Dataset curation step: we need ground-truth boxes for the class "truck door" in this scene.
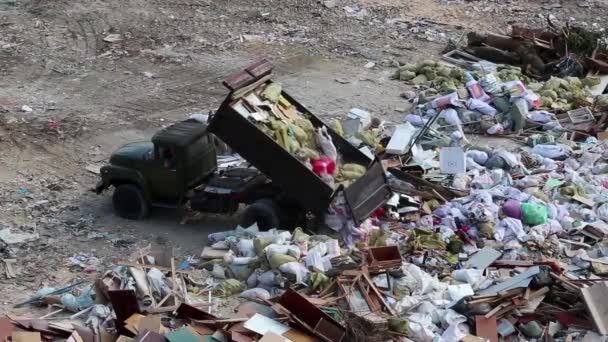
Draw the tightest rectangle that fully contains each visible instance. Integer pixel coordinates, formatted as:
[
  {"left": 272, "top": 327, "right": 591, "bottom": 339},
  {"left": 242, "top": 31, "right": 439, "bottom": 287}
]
[{"left": 148, "top": 145, "right": 181, "bottom": 205}]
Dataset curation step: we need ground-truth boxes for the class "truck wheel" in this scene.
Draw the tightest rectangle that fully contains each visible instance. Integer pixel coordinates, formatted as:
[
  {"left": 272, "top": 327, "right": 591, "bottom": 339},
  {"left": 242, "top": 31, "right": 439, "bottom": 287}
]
[
  {"left": 113, "top": 184, "right": 149, "bottom": 220},
  {"left": 241, "top": 199, "right": 280, "bottom": 230}
]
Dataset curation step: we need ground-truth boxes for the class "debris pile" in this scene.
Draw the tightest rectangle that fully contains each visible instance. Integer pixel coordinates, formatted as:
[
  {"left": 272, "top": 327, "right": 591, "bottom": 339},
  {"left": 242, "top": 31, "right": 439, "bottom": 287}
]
[{"left": 6, "top": 54, "right": 608, "bottom": 341}]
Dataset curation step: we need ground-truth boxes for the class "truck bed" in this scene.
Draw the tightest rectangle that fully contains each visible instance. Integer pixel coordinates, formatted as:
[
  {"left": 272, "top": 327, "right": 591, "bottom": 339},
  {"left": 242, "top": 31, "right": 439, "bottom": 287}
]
[{"left": 208, "top": 61, "right": 391, "bottom": 224}]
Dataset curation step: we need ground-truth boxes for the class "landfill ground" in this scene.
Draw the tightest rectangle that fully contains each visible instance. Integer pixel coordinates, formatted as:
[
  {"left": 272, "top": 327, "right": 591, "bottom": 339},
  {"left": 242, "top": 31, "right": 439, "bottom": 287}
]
[{"left": 0, "top": 0, "right": 607, "bottom": 328}]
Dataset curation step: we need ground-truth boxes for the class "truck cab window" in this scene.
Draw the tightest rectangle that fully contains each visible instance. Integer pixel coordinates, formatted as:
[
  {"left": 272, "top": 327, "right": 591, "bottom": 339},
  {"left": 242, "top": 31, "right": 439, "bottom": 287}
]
[{"left": 161, "top": 147, "right": 177, "bottom": 170}]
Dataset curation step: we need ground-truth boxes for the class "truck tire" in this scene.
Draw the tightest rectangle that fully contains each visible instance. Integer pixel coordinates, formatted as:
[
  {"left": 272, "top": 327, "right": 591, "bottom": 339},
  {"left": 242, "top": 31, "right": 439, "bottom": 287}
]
[
  {"left": 113, "top": 184, "right": 149, "bottom": 220},
  {"left": 241, "top": 199, "right": 280, "bottom": 230}
]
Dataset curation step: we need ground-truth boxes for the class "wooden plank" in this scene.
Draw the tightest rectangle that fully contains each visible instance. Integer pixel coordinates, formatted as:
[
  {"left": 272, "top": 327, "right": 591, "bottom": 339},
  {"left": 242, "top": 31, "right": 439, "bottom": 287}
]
[
  {"left": 484, "top": 303, "right": 508, "bottom": 318},
  {"left": 137, "top": 315, "right": 161, "bottom": 334},
  {"left": 12, "top": 332, "right": 42, "bottom": 342},
  {"left": 475, "top": 316, "right": 498, "bottom": 342},
  {"left": 581, "top": 282, "right": 608, "bottom": 335},
  {"left": 116, "top": 261, "right": 192, "bottom": 274}
]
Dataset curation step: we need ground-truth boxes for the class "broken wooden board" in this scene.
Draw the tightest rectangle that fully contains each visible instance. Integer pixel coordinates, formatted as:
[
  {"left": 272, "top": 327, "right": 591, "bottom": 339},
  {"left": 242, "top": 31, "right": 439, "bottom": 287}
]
[
  {"left": 0, "top": 316, "right": 14, "bottom": 341},
  {"left": 137, "top": 315, "right": 161, "bottom": 334},
  {"left": 581, "top": 282, "right": 608, "bottom": 335},
  {"left": 12, "top": 332, "right": 42, "bottom": 342},
  {"left": 572, "top": 195, "right": 594, "bottom": 208},
  {"left": 475, "top": 316, "right": 498, "bottom": 342}
]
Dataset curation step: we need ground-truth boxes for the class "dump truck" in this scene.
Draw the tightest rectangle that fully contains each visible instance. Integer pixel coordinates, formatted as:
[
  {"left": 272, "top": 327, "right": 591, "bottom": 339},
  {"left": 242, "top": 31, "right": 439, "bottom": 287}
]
[{"left": 95, "top": 60, "right": 391, "bottom": 229}]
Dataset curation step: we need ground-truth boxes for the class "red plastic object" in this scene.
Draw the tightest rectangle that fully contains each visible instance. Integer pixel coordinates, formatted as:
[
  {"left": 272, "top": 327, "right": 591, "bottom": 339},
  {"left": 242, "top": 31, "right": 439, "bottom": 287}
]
[{"left": 311, "top": 157, "right": 336, "bottom": 176}]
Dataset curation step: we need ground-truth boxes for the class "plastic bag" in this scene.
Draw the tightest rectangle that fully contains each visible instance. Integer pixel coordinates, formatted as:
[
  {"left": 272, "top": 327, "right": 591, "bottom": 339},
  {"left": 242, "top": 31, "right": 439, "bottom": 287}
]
[
  {"left": 393, "top": 295, "right": 422, "bottom": 314},
  {"left": 268, "top": 253, "right": 297, "bottom": 269},
  {"left": 258, "top": 270, "right": 286, "bottom": 289},
  {"left": 315, "top": 126, "right": 337, "bottom": 161},
  {"left": 265, "top": 244, "right": 300, "bottom": 259},
  {"left": 239, "top": 288, "right": 271, "bottom": 300},
  {"left": 480, "top": 73, "right": 501, "bottom": 94},
  {"left": 213, "top": 279, "right": 245, "bottom": 297},
  {"left": 521, "top": 202, "right": 548, "bottom": 226},
  {"left": 527, "top": 111, "right": 555, "bottom": 123},
  {"left": 531, "top": 144, "right": 570, "bottom": 159},
  {"left": 441, "top": 108, "right": 462, "bottom": 126},
  {"left": 447, "top": 284, "right": 474, "bottom": 301},
  {"left": 597, "top": 203, "right": 608, "bottom": 221},
  {"left": 303, "top": 251, "right": 332, "bottom": 272},
  {"left": 278, "top": 261, "right": 310, "bottom": 284},
  {"left": 467, "top": 98, "right": 497, "bottom": 116},
  {"left": 486, "top": 123, "right": 504, "bottom": 135},
  {"left": 147, "top": 268, "right": 170, "bottom": 300},
  {"left": 401, "top": 263, "right": 438, "bottom": 295},
  {"left": 470, "top": 172, "right": 494, "bottom": 189},
  {"left": 452, "top": 269, "right": 483, "bottom": 286},
  {"left": 495, "top": 217, "right": 527, "bottom": 242},
  {"left": 466, "top": 150, "right": 488, "bottom": 165},
  {"left": 208, "top": 225, "right": 259, "bottom": 243},
  {"left": 466, "top": 157, "right": 484, "bottom": 171},
  {"left": 237, "top": 239, "right": 256, "bottom": 257},
  {"left": 261, "top": 83, "right": 282, "bottom": 103},
  {"left": 404, "top": 114, "right": 428, "bottom": 126},
  {"left": 452, "top": 174, "right": 471, "bottom": 190},
  {"left": 61, "top": 285, "right": 95, "bottom": 312}
]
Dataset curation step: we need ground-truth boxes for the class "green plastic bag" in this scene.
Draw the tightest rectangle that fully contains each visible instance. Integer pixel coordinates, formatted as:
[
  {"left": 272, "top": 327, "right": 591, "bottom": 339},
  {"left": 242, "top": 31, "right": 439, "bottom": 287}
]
[
  {"left": 212, "top": 279, "right": 245, "bottom": 297},
  {"left": 268, "top": 253, "right": 296, "bottom": 269},
  {"left": 521, "top": 203, "right": 548, "bottom": 226}
]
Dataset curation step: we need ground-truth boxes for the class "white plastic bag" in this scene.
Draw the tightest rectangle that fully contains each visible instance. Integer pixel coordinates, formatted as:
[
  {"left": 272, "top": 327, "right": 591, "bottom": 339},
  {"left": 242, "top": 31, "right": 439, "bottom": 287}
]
[
  {"left": 467, "top": 98, "right": 497, "bottom": 116},
  {"left": 239, "top": 288, "right": 271, "bottom": 300},
  {"left": 531, "top": 144, "right": 571, "bottom": 159},
  {"left": 264, "top": 244, "right": 301, "bottom": 259},
  {"left": 315, "top": 126, "right": 338, "bottom": 161},
  {"left": 303, "top": 251, "right": 332, "bottom": 272},
  {"left": 451, "top": 269, "right": 483, "bottom": 286},
  {"left": 147, "top": 268, "right": 170, "bottom": 299},
  {"left": 447, "top": 284, "right": 474, "bottom": 301},
  {"left": 527, "top": 110, "right": 555, "bottom": 123},
  {"left": 466, "top": 157, "right": 485, "bottom": 171},
  {"left": 466, "top": 150, "right": 489, "bottom": 165},
  {"left": 441, "top": 108, "right": 462, "bottom": 125},
  {"left": 237, "top": 239, "right": 256, "bottom": 257},
  {"left": 597, "top": 203, "right": 608, "bottom": 222},
  {"left": 404, "top": 114, "right": 427, "bottom": 126},
  {"left": 393, "top": 295, "right": 422, "bottom": 314},
  {"left": 495, "top": 217, "right": 527, "bottom": 242},
  {"left": 487, "top": 123, "right": 504, "bottom": 135},
  {"left": 401, "top": 263, "right": 438, "bottom": 295},
  {"left": 278, "top": 262, "right": 310, "bottom": 284}
]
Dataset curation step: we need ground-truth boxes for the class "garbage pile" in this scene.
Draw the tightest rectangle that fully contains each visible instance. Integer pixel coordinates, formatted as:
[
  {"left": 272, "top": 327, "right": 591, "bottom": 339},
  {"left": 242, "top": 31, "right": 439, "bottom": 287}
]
[
  {"left": 387, "top": 22, "right": 608, "bottom": 146},
  {"left": 7, "top": 59, "right": 608, "bottom": 342},
  {"left": 462, "top": 20, "right": 608, "bottom": 81}
]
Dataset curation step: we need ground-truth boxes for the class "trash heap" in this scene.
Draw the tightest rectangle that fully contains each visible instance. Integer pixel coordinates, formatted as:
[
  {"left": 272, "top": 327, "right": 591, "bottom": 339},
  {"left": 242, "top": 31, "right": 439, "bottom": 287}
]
[
  {"left": 7, "top": 60, "right": 608, "bottom": 342},
  {"left": 388, "top": 21, "right": 608, "bottom": 145}
]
